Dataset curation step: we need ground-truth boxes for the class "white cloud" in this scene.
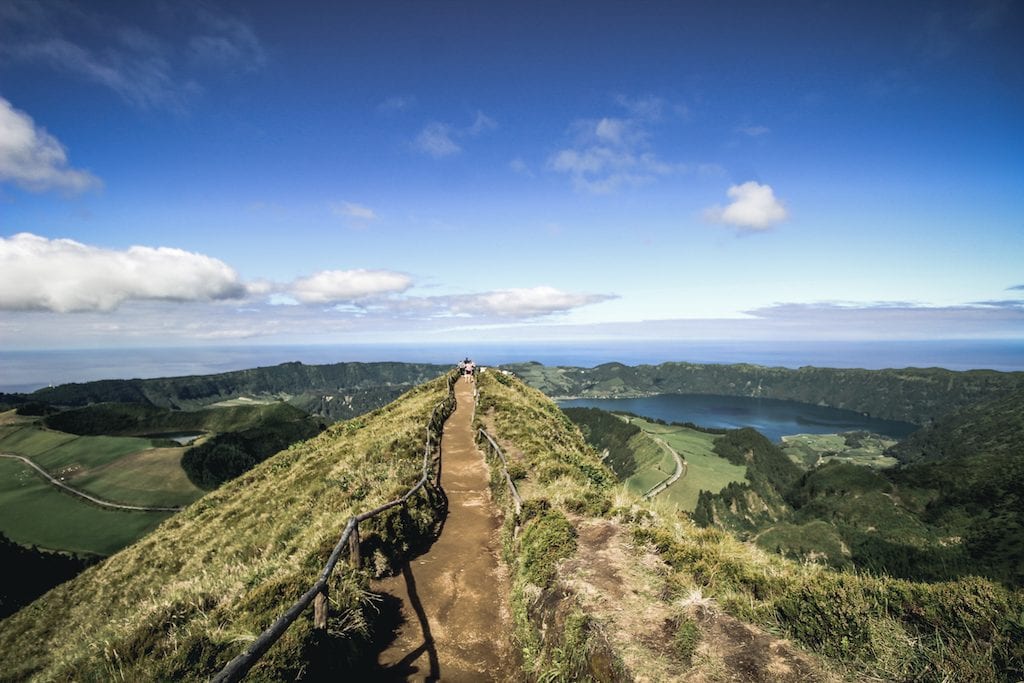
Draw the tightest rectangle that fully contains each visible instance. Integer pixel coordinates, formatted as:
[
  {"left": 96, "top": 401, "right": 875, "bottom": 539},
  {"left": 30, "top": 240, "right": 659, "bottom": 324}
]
[
  {"left": 330, "top": 201, "right": 378, "bottom": 223},
  {"left": 288, "top": 269, "right": 412, "bottom": 304},
  {"left": 187, "top": 10, "right": 266, "bottom": 72},
  {"left": 595, "top": 117, "right": 628, "bottom": 143},
  {"left": 415, "top": 122, "right": 461, "bottom": 157},
  {"left": 509, "top": 157, "right": 532, "bottom": 176},
  {"left": 378, "top": 95, "right": 414, "bottom": 113},
  {"left": 0, "top": 97, "right": 100, "bottom": 193},
  {"left": 548, "top": 108, "right": 686, "bottom": 194},
  {"left": 449, "top": 286, "right": 615, "bottom": 318},
  {"left": 467, "top": 110, "right": 497, "bottom": 136},
  {"left": 705, "top": 181, "right": 787, "bottom": 231},
  {"left": 738, "top": 124, "right": 770, "bottom": 137},
  {"left": 414, "top": 111, "right": 497, "bottom": 158},
  {"left": 0, "top": 233, "right": 244, "bottom": 312},
  {"left": 614, "top": 94, "right": 665, "bottom": 120},
  {"left": 0, "top": 2, "right": 264, "bottom": 110}
]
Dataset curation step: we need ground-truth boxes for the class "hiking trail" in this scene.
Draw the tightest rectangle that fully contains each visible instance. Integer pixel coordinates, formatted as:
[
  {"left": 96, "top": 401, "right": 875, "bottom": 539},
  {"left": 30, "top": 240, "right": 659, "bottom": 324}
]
[{"left": 369, "top": 376, "right": 518, "bottom": 681}]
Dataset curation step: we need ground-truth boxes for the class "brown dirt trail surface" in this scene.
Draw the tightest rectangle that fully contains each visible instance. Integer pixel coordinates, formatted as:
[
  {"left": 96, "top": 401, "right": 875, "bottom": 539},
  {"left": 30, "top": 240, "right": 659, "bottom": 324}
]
[{"left": 369, "top": 377, "right": 519, "bottom": 681}]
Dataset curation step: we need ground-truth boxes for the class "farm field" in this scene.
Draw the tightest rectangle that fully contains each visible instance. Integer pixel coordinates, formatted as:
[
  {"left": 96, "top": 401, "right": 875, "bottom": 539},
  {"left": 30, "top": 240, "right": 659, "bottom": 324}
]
[
  {"left": 0, "top": 424, "right": 203, "bottom": 507},
  {"left": 67, "top": 447, "right": 203, "bottom": 507},
  {"left": 621, "top": 416, "right": 747, "bottom": 511},
  {"left": 781, "top": 432, "right": 898, "bottom": 469},
  {"left": 0, "top": 458, "right": 172, "bottom": 555}
]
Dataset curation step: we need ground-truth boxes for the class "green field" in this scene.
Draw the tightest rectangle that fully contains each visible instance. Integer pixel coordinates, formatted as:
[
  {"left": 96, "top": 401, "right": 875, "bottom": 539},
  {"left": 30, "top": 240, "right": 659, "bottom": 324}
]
[
  {"left": 0, "top": 424, "right": 203, "bottom": 508},
  {"left": 620, "top": 416, "right": 747, "bottom": 511},
  {"left": 0, "top": 458, "right": 172, "bottom": 555},
  {"left": 68, "top": 447, "right": 204, "bottom": 507},
  {"left": 781, "top": 432, "right": 898, "bottom": 469}
]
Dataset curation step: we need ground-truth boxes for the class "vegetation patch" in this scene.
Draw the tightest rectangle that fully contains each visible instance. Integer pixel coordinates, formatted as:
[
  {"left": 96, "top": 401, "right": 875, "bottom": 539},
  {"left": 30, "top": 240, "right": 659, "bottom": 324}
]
[{"left": 0, "top": 373, "right": 455, "bottom": 680}]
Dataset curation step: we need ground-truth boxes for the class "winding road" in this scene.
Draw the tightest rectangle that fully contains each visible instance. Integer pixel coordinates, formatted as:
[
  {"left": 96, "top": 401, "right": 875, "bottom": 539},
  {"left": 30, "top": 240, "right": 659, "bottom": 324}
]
[
  {"left": 0, "top": 452, "right": 184, "bottom": 512},
  {"left": 641, "top": 437, "right": 687, "bottom": 500}
]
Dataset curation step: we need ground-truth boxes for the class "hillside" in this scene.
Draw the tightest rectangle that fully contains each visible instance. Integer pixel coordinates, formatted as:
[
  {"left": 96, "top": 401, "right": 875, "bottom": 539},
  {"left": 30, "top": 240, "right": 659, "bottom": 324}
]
[
  {"left": 505, "top": 361, "right": 1024, "bottom": 425},
  {"left": 0, "top": 374, "right": 455, "bottom": 680},
  {"left": 1, "top": 361, "right": 449, "bottom": 423},
  {"left": 476, "top": 370, "right": 1023, "bottom": 681},
  {"left": 2, "top": 369, "right": 1021, "bottom": 681},
  {"left": 682, "top": 387, "right": 1024, "bottom": 588}
]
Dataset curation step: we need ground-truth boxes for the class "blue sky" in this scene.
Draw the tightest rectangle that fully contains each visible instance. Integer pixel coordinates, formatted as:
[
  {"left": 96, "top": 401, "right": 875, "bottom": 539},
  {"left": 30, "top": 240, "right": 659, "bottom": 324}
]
[{"left": 1, "top": 0, "right": 1022, "bottom": 349}]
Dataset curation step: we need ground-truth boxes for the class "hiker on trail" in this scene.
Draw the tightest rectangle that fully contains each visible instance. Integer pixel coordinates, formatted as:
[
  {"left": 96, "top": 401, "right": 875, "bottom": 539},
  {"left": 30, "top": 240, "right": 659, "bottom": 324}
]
[{"left": 461, "top": 358, "right": 475, "bottom": 382}]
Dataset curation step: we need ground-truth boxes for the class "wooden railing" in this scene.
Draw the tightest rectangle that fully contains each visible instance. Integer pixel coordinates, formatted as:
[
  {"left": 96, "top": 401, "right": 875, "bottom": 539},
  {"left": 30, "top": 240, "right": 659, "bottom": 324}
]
[
  {"left": 211, "top": 372, "right": 459, "bottom": 683},
  {"left": 477, "top": 428, "right": 523, "bottom": 516}
]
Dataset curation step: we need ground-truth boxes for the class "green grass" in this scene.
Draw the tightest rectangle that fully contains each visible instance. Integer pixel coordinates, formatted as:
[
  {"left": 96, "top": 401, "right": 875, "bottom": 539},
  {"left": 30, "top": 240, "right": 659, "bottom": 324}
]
[
  {"left": 622, "top": 430, "right": 674, "bottom": 493},
  {"left": 621, "top": 417, "right": 747, "bottom": 511},
  {"left": 0, "top": 458, "right": 172, "bottom": 555},
  {"left": 69, "top": 447, "right": 204, "bottom": 507},
  {"left": 0, "top": 422, "right": 203, "bottom": 518},
  {"left": 0, "top": 373, "right": 456, "bottom": 681},
  {"left": 0, "top": 425, "right": 77, "bottom": 457}
]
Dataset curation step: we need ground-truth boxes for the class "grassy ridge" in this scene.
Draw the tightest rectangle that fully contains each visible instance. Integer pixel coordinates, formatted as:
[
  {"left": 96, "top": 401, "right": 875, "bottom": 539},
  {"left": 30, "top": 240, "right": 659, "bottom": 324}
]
[
  {"left": 480, "top": 370, "right": 1023, "bottom": 681},
  {"left": 3, "top": 361, "right": 448, "bottom": 414},
  {"left": 0, "top": 374, "right": 453, "bottom": 681},
  {"left": 475, "top": 371, "right": 620, "bottom": 679}
]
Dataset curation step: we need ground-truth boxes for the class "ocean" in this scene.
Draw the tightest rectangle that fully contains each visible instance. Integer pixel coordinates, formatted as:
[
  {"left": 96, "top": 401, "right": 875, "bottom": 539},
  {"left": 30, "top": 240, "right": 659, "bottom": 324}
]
[{"left": 1, "top": 339, "right": 1022, "bottom": 394}]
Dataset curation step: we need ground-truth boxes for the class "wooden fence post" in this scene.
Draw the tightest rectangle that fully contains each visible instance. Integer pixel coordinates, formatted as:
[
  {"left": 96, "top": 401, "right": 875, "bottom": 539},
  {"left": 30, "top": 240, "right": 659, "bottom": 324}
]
[
  {"left": 349, "top": 522, "right": 361, "bottom": 569},
  {"left": 313, "top": 585, "right": 328, "bottom": 631}
]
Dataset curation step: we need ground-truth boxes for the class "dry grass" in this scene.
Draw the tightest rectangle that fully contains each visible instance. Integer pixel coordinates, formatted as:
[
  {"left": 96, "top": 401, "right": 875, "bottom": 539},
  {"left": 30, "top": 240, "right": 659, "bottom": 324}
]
[
  {"left": 476, "top": 370, "right": 1023, "bottom": 682},
  {"left": 0, "top": 374, "right": 454, "bottom": 681}
]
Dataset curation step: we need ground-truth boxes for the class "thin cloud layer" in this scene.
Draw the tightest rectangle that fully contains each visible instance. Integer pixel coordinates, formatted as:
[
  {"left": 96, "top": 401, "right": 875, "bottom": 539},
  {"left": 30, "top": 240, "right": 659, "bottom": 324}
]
[
  {"left": 0, "top": 97, "right": 100, "bottom": 193},
  {"left": 0, "top": 233, "right": 244, "bottom": 312},
  {"left": 414, "top": 111, "right": 497, "bottom": 158},
  {"left": 450, "top": 286, "right": 615, "bottom": 317},
  {"left": 330, "top": 201, "right": 378, "bottom": 224},
  {"left": 415, "top": 122, "right": 460, "bottom": 157},
  {"left": 289, "top": 269, "right": 412, "bottom": 304},
  {"left": 0, "top": 1, "right": 265, "bottom": 110},
  {"left": 705, "top": 181, "right": 787, "bottom": 231},
  {"left": 548, "top": 99, "right": 687, "bottom": 194}
]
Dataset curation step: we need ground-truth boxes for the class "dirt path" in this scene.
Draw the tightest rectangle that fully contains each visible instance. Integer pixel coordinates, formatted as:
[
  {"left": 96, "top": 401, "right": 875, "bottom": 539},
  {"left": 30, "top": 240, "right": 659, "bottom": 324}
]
[
  {"left": 0, "top": 452, "right": 183, "bottom": 512},
  {"left": 369, "top": 377, "right": 518, "bottom": 681}
]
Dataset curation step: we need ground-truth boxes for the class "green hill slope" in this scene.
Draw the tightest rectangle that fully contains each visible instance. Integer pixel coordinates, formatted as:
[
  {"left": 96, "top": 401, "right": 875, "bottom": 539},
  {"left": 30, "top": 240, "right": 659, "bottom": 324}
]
[
  {"left": 476, "top": 370, "right": 1023, "bottom": 681},
  {"left": 506, "top": 361, "right": 1024, "bottom": 424},
  {"left": 1, "top": 361, "right": 449, "bottom": 422},
  {"left": 0, "top": 374, "right": 454, "bottom": 681}
]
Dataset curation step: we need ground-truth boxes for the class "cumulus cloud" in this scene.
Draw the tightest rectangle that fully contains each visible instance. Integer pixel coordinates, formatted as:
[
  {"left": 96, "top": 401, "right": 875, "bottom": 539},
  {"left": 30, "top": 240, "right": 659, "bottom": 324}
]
[
  {"left": 449, "top": 286, "right": 615, "bottom": 318},
  {"left": 288, "top": 269, "right": 412, "bottom": 304},
  {"left": 0, "top": 97, "right": 100, "bottom": 193},
  {"left": 705, "top": 181, "right": 787, "bottom": 231},
  {"left": 0, "top": 233, "right": 244, "bottom": 312}
]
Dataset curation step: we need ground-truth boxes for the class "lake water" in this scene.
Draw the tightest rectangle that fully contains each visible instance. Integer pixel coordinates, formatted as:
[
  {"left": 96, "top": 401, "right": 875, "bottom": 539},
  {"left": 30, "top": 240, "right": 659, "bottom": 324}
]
[{"left": 558, "top": 394, "right": 919, "bottom": 442}]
